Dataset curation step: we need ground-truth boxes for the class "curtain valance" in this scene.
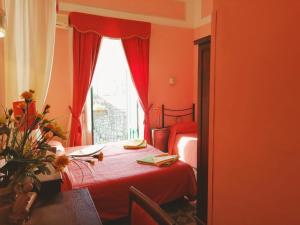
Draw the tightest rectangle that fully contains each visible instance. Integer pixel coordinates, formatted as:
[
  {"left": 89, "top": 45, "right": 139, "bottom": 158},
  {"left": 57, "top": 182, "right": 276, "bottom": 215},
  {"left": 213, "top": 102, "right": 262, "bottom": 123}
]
[{"left": 69, "top": 12, "right": 151, "bottom": 39}]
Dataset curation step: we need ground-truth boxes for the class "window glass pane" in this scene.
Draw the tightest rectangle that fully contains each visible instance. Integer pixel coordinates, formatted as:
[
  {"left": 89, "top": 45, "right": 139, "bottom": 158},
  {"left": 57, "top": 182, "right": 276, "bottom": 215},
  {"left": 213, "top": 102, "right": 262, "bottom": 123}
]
[{"left": 91, "top": 37, "right": 144, "bottom": 144}]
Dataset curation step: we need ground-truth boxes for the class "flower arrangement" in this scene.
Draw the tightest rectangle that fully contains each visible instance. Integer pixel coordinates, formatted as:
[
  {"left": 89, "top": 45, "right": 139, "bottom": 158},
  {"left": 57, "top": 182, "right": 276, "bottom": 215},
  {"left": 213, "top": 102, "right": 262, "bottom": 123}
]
[{"left": 0, "top": 90, "right": 69, "bottom": 191}]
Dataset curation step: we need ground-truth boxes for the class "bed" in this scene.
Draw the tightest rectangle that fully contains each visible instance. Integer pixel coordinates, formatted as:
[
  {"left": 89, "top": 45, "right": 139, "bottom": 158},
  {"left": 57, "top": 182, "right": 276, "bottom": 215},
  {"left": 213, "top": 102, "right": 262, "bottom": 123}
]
[
  {"left": 161, "top": 104, "right": 198, "bottom": 170},
  {"left": 61, "top": 142, "right": 197, "bottom": 222}
]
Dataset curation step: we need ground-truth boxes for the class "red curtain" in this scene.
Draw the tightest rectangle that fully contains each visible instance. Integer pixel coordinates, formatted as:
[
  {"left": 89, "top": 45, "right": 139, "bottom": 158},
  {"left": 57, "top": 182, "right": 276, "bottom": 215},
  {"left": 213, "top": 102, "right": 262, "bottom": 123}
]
[
  {"left": 122, "top": 38, "right": 151, "bottom": 142},
  {"left": 69, "top": 30, "right": 101, "bottom": 147},
  {"left": 69, "top": 12, "right": 151, "bottom": 145}
]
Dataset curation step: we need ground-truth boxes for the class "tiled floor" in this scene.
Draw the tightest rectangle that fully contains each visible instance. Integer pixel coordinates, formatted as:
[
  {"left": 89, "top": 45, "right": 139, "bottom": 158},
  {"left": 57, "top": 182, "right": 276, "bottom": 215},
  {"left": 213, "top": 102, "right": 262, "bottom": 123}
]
[
  {"left": 162, "top": 198, "right": 196, "bottom": 225},
  {"left": 104, "top": 198, "right": 196, "bottom": 225}
]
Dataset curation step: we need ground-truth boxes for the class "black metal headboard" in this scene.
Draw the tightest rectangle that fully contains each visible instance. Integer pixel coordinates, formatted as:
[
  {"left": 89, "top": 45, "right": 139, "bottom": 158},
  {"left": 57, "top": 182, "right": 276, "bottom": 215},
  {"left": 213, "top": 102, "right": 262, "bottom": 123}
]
[{"left": 161, "top": 104, "right": 195, "bottom": 128}]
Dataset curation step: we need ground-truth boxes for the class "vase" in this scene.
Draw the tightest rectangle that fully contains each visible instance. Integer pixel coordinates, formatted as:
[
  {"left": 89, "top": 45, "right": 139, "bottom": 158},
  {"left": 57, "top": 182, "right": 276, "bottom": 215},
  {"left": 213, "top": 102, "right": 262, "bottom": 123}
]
[
  {"left": 0, "top": 179, "right": 36, "bottom": 225},
  {"left": 9, "top": 179, "right": 35, "bottom": 225}
]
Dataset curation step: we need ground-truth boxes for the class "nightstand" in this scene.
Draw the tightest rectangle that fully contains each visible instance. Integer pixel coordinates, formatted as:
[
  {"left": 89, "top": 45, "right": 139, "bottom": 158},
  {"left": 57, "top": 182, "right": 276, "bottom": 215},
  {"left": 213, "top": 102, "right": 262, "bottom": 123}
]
[{"left": 151, "top": 128, "right": 169, "bottom": 152}]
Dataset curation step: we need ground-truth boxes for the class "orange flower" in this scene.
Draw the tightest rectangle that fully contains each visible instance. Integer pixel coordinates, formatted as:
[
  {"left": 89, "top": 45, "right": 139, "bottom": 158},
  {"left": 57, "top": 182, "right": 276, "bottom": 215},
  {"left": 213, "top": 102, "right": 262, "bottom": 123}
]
[
  {"left": 36, "top": 113, "right": 43, "bottom": 121},
  {"left": 53, "top": 155, "right": 69, "bottom": 172},
  {"left": 93, "top": 152, "right": 104, "bottom": 161},
  {"left": 43, "top": 104, "right": 51, "bottom": 114},
  {"left": 20, "top": 91, "right": 33, "bottom": 101}
]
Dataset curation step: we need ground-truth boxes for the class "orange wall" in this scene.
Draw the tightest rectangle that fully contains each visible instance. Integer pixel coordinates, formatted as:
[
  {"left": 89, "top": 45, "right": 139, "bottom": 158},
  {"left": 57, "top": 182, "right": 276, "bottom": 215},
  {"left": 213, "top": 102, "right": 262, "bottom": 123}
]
[
  {"left": 210, "top": 1, "right": 300, "bottom": 225},
  {"left": 45, "top": 29, "right": 73, "bottom": 144},
  {"left": 194, "top": 24, "right": 212, "bottom": 39},
  {"left": 202, "top": 0, "right": 213, "bottom": 18},
  {"left": 149, "top": 24, "right": 194, "bottom": 127}
]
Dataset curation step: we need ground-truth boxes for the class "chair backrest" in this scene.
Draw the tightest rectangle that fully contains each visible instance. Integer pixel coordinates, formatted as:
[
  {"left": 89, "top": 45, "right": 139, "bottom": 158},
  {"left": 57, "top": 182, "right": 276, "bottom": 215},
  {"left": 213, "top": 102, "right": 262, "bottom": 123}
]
[{"left": 128, "top": 186, "right": 176, "bottom": 225}]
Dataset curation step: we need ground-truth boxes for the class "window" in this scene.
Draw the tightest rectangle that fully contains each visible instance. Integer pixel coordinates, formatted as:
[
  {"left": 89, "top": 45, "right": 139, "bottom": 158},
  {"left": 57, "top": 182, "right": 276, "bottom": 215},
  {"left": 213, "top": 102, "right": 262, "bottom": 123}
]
[{"left": 89, "top": 37, "right": 144, "bottom": 144}]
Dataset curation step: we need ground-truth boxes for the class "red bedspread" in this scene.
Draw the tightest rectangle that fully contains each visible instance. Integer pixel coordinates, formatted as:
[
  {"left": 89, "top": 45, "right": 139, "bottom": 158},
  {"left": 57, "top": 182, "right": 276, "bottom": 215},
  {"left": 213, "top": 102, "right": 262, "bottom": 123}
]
[{"left": 62, "top": 143, "right": 197, "bottom": 221}]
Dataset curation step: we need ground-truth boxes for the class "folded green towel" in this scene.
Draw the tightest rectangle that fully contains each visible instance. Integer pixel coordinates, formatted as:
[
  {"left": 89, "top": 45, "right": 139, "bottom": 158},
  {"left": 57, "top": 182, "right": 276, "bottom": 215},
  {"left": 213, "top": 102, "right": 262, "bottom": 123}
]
[
  {"left": 137, "top": 154, "right": 178, "bottom": 167},
  {"left": 123, "top": 139, "right": 147, "bottom": 149}
]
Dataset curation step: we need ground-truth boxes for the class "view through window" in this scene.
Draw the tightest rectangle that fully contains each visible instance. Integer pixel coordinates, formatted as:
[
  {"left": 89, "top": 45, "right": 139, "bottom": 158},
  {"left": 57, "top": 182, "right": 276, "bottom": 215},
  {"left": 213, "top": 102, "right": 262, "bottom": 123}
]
[{"left": 90, "top": 37, "right": 144, "bottom": 144}]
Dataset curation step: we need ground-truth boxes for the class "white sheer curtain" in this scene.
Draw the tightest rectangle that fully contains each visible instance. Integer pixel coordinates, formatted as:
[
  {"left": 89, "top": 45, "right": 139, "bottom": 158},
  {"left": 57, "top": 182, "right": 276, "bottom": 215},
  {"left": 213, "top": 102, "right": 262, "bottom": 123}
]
[{"left": 4, "top": 0, "right": 56, "bottom": 110}]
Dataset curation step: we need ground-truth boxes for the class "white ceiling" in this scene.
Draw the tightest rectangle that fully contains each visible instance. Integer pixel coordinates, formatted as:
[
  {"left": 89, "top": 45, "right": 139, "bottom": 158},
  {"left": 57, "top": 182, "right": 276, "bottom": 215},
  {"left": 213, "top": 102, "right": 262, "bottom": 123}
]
[{"left": 59, "top": 0, "right": 211, "bottom": 29}]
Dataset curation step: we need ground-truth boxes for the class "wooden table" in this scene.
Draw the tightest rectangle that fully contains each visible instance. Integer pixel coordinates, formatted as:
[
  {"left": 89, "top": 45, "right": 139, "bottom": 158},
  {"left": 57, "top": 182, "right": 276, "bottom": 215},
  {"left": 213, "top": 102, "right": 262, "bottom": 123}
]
[{"left": 25, "top": 189, "right": 103, "bottom": 225}]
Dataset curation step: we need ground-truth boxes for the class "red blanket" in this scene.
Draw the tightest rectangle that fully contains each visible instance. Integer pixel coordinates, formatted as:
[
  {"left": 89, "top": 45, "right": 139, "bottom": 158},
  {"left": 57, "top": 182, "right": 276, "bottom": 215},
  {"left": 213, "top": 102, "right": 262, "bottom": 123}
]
[
  {"left": 168, "top": 121, "right": 198, "bottom": 154},
  {"left": 62, "top": 143, "right": 197, "bottom": 221}
]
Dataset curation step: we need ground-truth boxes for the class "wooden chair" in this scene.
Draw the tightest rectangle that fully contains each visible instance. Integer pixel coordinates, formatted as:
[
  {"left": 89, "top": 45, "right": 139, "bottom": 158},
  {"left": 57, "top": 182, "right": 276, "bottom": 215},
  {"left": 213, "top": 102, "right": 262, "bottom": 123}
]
[{"left": 128, "top": 186, "right": 176, "bottom": 225}]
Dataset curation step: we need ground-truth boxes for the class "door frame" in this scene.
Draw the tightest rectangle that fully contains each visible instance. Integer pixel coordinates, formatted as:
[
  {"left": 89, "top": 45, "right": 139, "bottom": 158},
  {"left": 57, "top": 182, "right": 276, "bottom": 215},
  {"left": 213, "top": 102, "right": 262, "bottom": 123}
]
[{"left": 194, "top": 35, "right": 211, "bottom": 225}]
